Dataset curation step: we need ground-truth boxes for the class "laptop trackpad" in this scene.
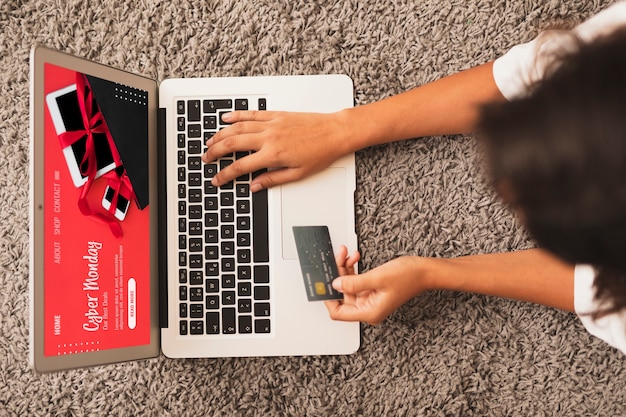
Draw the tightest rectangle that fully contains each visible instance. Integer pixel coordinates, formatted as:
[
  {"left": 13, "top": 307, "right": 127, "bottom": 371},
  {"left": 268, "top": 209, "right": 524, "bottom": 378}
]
[{"left": 281, "top": 168, "right": 350, "bottom": 260}]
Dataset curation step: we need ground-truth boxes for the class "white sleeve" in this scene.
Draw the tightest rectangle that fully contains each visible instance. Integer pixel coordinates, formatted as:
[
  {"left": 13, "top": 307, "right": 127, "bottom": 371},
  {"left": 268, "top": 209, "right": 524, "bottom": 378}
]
[
  {"left": 492, "top": 1, "right": 626, "bottom": 100},
  {"left": 574, "top": 264, "right": 626, "bottom": 355}
]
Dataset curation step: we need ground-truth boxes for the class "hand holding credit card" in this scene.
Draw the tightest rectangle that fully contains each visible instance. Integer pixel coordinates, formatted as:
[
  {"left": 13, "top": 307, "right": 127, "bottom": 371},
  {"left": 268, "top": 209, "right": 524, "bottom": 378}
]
[{"left": 293, "top": 226, "right": 344, "bottom": 301}]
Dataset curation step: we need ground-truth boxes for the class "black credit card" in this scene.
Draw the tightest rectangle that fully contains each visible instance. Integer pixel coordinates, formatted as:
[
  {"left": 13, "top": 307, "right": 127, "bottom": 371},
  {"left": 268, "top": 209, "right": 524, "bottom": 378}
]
[{"left": 293, "top": 226, "right": 343, "bottom": 301}]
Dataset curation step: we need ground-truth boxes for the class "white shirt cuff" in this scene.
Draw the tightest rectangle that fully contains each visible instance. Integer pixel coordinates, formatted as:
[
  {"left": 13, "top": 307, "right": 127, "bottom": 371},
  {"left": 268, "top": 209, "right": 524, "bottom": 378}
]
[{"left": 575, "top": 264, "right": 626, "bottom": 355}]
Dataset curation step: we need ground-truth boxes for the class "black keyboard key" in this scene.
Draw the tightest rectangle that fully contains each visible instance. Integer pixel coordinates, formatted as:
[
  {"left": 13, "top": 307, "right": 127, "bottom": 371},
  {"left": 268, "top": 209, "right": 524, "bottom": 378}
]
[
  {"left": 219, "top": 111, "right": 232, "bottom": 125},
  {"left": 237, "top": 233, "right": 251, "bottom": 246},
  {"left": 190, "top": 320, "right": 204, "bottom": 335},
  {"left": 187, "top": 172, "right": 202, "bottom": 187},
  {"left": 178, "top": 235, "right": 186, "bottom": 250},
  {"left": 206, "top": 279, "right": 219, "bottom": 293},
  {"left": 254, "top": 302, "right": 270, "bottom": 317},
  {"left": 204, "top": 181, "right": 218, "bottom": 194},
  {"left": 239, "top": 315, "right": 253, "bottom": 334},
  {"left": 177, "top": 134, "right": 185, "bottom": 148},
  {"left": 238, "top": 299, "right": 252, "bottom": 314},
  {"left": 178, "top": 184, "right": 186, "bottom": 199},
  {"left": 204, "top": 115, "right": 217, "bottom": 130},
  {"left": 237, "top": 249, "right": 251, "bottom": 263},
  {"left": 254, "top": 265, "right": 270, "bottom": 283},
  {"left": 252, "top": 188, "right": 269, "bottom": 262},
  {"left": 187, "top": 100, "right": 200, "bottom": 121},
  {"left": 204, "top": 262, "right": 220, "bottom": 277},
  {"left": 220, "top": 192, "right": 234, "bottom": 206},
  {"left": 188, "top": 205, "right": 202, "bottom": 219},
  {"left": 222, "top": 241, "right": 235, "bottom": 256},
  {"left": 190, "top": 287, "right": 203, "bottom": 302},
  {"left": 178, "top": 218, "right": 186, "bottom": 233},
  {"left": 205, "top": 163, "right": 218, "bottom": 178},
  {"left": 222, "top": 274, "right": 235, "bottom": 288},
  {"left": 178, "top": 201, "right": 186, "bottom": 216},
  {"left": 205, "top": 212, "right": 218, "bottom": 228},
  {"left": 179, "top": 285, "right": 187, "bottom": 301},
  {"left": 206, "top": 295, "right": 219, "bottom": 310},
  {"left": 255, "top": 319, "right": 271, "bottom": 334},
  {"left": 237, "top": 200, "right": 250, "bottom": 214},
  {"left": 236, "top": 184, "right": 250, "bottom": 198},
  {"left": 238, "top": 266, "right": 251, "bottom": 280},
  {"left": 254, "top": 285, "right": 270, "bottom": 300},
  {"left": 238, "top": 282, "right": 251, "bottom": 297},
  {"left": 177, "top": 100, "right": 185, "bottom": 114},
  {"left": 190, "top": 303, "right": 203, "bottom": 318},
  {"left": 223, "top": 308, "right": 236, "bottom": 334},
  {"left": 179, "top": 269, "right": 187, "bottom": 283},
  {"left": 188, "top": 157, "right": 202, "bottom": 171},
  {"left": 178, "top": 167, "right": 186, "bottom": 182},
  {"left": 189, "top": 221, "right": 202, "bottom": 235},
  {"left": 189, "top": 270, "right": 203, "bottom": 285},
  {"left": 188, "top": 140, "right": 202, "bottom": 154},
  {"left": 179, "top": 303, "right": 188, "bottom": 318},
  {"left": 222, "top": 291, "right": 236, "bottom": 305},
  {"left": 188, "top": 188, "right": 202, "bottom": 203},
  {"left": 221, "top": 225, "right": 234, "bottom": 239},
  {"left": 179, "top": 320, "right": 188, "bottom": 335},
  {"left": 205, "top": 229, "right": 218, "bottom": 243},
  {"left": 178, "top": 150, "right": 185, "bottom": 165},
  {"left": 189, "top": 254, "right": 202, "bottom": 268},
  {"left": 237, "top": 216, "right": 251, "bottom": 230},
  {"left": 205, "top": 196, "right": 218, "bottom": 211},
  {"left": 189, "top": 237, "right": 202, "bottom": 252},
  {"left": 258, "top": 98, "right": 267, "bottom": 110},
  {"left": 204, "top": 99, "right": 232, "bottom": 113},
  {"left": 178, "top": 252, "right": 187, "bottom": 267},
  {"left": 235, "top": 99, "right": 248, "bottom": 110},
  {"left": 220, "top": 159, "right": 233, "bottom": 171},
  {"left": 205, "top": 245, "right": 218, "bottom": 260},
  {"left": 206, "top": 312, "right": 220, "bottom": 334},
  {"left": 221, "top": 208, "right": 234, "bottom": 222},
  {"left": 188, "top": 124, "right": 201, "bottom": 138},
  {"left": 177, "top": 117, "right": 185, "bottom": 131}
]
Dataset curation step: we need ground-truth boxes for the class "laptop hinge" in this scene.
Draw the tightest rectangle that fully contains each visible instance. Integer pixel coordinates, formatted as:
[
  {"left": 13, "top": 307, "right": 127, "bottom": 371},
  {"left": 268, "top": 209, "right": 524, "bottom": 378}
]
[{"left": 157, "top": 107, "right": 168, "bottom": 329}]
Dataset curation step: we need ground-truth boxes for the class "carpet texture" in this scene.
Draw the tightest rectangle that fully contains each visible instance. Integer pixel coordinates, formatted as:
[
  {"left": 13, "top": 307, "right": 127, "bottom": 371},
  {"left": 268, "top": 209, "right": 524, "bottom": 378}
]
[{"left": 1, "top": 0, "right": 625, "bottom": 415}]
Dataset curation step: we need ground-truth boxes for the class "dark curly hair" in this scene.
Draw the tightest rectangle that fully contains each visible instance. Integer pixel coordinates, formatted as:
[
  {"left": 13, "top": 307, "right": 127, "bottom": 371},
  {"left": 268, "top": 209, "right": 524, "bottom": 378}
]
[{"left": 478, "top": 28, "right": 626, "bottom": 318}]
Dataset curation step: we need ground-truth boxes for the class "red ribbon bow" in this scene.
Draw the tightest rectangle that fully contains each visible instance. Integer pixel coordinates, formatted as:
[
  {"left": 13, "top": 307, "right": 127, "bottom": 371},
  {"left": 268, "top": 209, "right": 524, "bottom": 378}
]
[{"left": 58, "top": 73, "right": 135, "bottom": 238}]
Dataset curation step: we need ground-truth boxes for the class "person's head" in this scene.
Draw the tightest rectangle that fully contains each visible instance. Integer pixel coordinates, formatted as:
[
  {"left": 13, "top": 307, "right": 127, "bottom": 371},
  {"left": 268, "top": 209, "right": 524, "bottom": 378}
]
[{"left": 478, "top": 28, "right": 626, "bottom": 316}]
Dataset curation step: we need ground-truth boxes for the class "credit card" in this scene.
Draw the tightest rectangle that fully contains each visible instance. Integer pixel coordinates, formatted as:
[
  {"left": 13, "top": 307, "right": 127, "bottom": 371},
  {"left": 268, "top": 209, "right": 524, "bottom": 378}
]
[{"left": 293, "top": 226, "right": 343, "bottom": 301}]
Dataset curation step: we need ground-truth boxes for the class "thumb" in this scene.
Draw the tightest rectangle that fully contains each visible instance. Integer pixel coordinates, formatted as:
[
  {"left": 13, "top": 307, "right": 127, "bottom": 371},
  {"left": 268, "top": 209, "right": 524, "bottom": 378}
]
[
  {"left": 251, "top": 168, "right": 302, "bottom": 192},
  {"left": 332, "top": 273, "right": 376, "bottom": 295}
]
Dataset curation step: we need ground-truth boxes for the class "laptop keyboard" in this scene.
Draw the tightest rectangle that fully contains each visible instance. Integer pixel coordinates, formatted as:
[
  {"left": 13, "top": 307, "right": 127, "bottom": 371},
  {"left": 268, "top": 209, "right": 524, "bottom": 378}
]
[{"left": 175, "top": 97, "right": 271, "bottom": 336}]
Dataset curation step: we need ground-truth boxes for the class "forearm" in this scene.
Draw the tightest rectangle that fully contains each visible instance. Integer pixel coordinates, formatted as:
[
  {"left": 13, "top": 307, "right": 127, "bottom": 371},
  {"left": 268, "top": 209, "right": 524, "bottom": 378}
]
[
  {"left": 337, "top": 62, "right": 506, "bottom": 153},
  {"left": 421, "top": 249, "right": 575, "bottom": 312}
]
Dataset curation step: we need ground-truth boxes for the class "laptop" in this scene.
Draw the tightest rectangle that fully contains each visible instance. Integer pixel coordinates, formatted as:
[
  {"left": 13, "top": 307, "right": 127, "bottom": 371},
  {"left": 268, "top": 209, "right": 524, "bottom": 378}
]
[{"left": 29, "top": 45, "right": 360, "bottom": 372}]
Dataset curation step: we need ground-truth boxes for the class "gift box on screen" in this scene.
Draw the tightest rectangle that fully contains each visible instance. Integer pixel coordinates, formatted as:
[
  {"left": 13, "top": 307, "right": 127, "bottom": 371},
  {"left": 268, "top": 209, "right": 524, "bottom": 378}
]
[
  {"left": 85, "top": 74, "right": 149, "bottom": 210},
  {"left": 45, "top": 73, "right": 149, "bottom": 237}
]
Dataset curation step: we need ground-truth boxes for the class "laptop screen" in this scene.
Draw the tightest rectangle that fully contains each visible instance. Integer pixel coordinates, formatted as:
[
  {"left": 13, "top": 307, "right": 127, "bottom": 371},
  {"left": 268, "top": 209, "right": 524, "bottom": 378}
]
[{"left": 41, "top": 62, "right": 151, "bottom": 357}]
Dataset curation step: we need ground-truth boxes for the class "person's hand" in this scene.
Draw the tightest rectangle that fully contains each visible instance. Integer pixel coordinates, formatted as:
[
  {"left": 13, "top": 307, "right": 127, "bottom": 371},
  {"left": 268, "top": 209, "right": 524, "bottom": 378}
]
[
  {"left": 201, "top": 110, "right": 351, "bottom": 191},
  {"left": 325, "top": 248, "right": 430, "bottom": 325}
]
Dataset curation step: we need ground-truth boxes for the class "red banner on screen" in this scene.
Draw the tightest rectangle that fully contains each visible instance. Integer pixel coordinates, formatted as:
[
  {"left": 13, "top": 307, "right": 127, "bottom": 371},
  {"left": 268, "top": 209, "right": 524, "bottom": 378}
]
[{"left": 43, "top": 63, "right": 151, "bottom": 356}]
